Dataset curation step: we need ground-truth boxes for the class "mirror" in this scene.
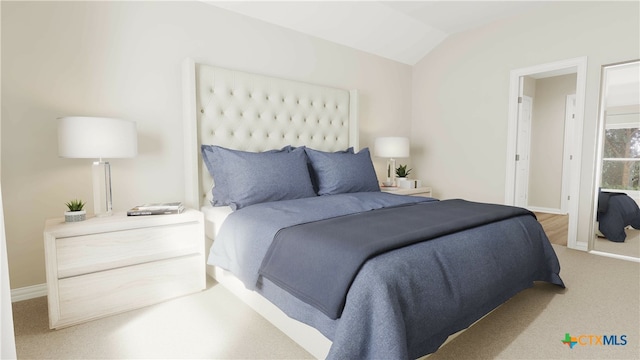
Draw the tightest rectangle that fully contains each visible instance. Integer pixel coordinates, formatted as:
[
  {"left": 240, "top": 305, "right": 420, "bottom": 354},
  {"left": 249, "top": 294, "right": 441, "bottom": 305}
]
[{"left": 592, "top": 60, "right": 640, "bottom": 260}]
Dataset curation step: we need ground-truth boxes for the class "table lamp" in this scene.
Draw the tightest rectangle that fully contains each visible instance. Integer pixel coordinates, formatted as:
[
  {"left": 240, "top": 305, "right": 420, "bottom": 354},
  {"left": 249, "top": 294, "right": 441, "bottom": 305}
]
[
  {"left": 58, "top": 116, "right": 138, "bottom": 217},
  {"left": 374, "top": 137, "right": 410, "bottom": 186}
]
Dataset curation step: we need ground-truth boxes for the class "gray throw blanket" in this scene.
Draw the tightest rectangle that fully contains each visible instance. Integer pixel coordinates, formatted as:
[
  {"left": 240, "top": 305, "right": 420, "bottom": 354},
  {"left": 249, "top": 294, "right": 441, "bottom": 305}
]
[{"left": 260, "top": 199, "right": 535, "bottom": 319}]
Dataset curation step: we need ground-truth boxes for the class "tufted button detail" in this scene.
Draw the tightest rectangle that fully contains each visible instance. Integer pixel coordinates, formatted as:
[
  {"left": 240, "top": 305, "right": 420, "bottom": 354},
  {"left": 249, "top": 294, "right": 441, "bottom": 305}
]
[{"left": 195, "top": 65, "right": 353, "bottom": 204}]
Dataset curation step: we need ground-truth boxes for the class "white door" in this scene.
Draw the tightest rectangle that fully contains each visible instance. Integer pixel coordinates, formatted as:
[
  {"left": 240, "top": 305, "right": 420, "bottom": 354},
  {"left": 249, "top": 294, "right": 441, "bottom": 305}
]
[{"left": 515, "top": 96, "right": 533, "bottom": 207}]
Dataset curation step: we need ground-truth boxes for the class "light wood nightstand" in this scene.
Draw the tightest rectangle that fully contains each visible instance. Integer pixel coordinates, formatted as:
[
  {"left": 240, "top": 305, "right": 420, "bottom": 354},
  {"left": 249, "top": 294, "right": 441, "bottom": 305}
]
[
  {"left": 381, "top": 186, "right": 433, "bottom": 197},
  {"left": 43, "top": 209, "right": 205, "bottom": 329}
]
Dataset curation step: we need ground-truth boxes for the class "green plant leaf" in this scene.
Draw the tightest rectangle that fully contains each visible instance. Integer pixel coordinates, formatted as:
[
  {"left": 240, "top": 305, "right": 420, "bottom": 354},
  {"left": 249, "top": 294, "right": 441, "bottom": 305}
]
[
  {"left": 65, "top": 199, "right": 85, "bottom": 211},
  {"left": 395, "top": 164, "right": 412, "bottom": 177}
]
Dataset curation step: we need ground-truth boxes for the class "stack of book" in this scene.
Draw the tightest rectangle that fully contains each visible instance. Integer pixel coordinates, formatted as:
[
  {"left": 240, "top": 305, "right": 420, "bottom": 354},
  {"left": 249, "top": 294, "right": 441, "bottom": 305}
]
[{"left": 127, "top": 202, "right": 185, "bottom": 216}]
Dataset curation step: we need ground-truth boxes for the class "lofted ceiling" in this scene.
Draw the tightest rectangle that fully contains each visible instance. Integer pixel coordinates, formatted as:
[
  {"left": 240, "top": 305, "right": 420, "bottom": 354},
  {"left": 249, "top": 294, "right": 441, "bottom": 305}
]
[{"left": 207, "top": 1, "right": 549, "bottom": 65}]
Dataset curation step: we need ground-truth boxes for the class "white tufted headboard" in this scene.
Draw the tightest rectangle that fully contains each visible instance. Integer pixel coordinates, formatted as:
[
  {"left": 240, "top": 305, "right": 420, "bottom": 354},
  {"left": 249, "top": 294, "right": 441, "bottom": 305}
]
[{"left": 183, "top": 59, "right": 359, "bottom": 209}]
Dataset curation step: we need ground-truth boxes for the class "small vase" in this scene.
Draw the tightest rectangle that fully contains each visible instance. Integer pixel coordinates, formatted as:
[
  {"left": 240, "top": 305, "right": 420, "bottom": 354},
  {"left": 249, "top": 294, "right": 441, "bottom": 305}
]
[
  {"left": 65, "top": 210, "right": 86, "bottom": 223},
  {"left": 397, "top": 177, "right": 411, "bottom": 189}
]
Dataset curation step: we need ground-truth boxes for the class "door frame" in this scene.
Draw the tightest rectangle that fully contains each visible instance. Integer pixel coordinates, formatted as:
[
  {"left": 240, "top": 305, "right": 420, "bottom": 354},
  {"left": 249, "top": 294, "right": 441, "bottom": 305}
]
[{"left": 505, "top": 56, "right": 588, "bottom": 251}]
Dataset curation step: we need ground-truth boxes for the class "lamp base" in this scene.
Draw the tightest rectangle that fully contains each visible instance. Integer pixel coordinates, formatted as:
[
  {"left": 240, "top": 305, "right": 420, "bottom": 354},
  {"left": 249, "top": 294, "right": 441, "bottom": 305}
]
[
  {"left": 387, "top": 158, "right": 397, "bottom": 187},
  {"left": 92, "top": 160, "right": 113, "bottom": 217}
]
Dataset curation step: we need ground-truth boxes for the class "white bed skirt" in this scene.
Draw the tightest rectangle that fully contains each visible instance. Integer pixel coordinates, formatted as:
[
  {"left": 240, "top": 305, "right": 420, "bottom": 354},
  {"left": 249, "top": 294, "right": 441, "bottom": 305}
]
[
  {"left": 211, "top": 266, "right": 332, "bottom": 359},
  {"left": 201, "top": 204, "right": 331, "bottom": 358}
]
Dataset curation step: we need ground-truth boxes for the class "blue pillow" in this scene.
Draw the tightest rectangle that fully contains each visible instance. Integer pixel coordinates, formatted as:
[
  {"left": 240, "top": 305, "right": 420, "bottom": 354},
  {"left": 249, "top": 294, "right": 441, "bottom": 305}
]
[
  {"left": 201, "top": 145, "right": 291, "bottom": 207},
  {"left": 305, "top": 147, "right": 380, "bottom": 195},
  {"left": 201, "top": 145, "right": 315, "bottom": 210},
  {"left": 294, "top": 146, "right": 354, "bottom": 192}
]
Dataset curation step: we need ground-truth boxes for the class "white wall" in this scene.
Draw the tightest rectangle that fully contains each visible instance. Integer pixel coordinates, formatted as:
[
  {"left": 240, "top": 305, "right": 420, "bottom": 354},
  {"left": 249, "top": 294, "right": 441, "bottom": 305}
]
[
  {"left": 0, "top": 1, "right": 412, "bottom": 289},
  {"left": 412, "top": 1, "right": 639, "bottom": 244}
]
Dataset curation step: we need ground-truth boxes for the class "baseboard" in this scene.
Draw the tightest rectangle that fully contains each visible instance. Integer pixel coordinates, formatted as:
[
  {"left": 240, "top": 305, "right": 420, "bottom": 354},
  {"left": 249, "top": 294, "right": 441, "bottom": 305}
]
[
  {"left": 589, "top": 250, "right": 640, "bottom": 263},
  {"left": 11, "top": 283, "right": 46, "bottom": 302},
  {"left": 528, "top": 206, "right": 566, "bottom": 215}
]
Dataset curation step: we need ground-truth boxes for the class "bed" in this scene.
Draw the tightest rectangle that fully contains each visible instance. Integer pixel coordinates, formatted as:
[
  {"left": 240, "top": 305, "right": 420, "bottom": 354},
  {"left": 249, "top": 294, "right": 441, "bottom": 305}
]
[
  {"left": 597, "top": 190, "right": 640, "bottom": 242},
  {"left": 182, "top": 59, "right": 564, "bottom": 359}
]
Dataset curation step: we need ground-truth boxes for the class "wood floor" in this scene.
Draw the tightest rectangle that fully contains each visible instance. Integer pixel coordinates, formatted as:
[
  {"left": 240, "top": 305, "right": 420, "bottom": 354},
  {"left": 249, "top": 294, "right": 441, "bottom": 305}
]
[{"left": 534, "top": 212, "right": 568, "bottom": 246}]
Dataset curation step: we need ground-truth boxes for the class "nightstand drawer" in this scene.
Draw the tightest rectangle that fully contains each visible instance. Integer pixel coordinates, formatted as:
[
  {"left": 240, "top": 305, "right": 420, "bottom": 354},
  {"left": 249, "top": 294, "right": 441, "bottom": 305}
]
[
  {"left": 381, "top": 186, "right": 432, "bottom": 197},
  {"left": 55, "top": 254, "right": 204, "bottom": 328},
  {"left": 56, "top": 222, "right": 201, "bottom": 278}
]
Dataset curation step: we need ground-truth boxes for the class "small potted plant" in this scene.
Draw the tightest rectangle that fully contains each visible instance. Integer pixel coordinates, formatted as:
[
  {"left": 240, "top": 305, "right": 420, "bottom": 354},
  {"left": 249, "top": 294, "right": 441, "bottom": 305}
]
[
  {"left": 65, "top": 199, "right": 86, "bottom": 222},
  {"left": 395, "top": 164, "right": 412, "bottom": 179},
  {"left": 395, "top": 164, "right": 412, "bottom": 188}
]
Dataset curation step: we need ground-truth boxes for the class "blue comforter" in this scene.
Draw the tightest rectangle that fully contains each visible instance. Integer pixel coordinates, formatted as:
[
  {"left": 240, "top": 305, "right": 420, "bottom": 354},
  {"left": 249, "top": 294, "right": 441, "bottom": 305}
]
[{"left": 208, "top": 192, "right": 564, "bottom": 359}]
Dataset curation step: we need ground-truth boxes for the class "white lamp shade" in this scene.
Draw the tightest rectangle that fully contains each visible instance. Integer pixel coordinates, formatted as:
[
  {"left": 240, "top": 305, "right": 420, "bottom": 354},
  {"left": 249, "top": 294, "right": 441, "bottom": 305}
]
[
  {"left": 58, "top": 116, "right": 138, "bottom": 159},
  {"left": 374, "top": 137, "right": 410, "bottom": 158}
]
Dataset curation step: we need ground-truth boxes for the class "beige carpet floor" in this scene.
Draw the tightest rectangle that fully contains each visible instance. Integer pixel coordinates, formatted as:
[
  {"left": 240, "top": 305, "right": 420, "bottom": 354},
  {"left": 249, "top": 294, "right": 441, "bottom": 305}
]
[
  {"left": 594, "top": 228, "right": 640, "bottom": 259},
  {"left": 12, "top": 245, "right": 640, "bottom": 359},
  {"left": 13, "top": 277, "right": 313, "bottom": 360}
]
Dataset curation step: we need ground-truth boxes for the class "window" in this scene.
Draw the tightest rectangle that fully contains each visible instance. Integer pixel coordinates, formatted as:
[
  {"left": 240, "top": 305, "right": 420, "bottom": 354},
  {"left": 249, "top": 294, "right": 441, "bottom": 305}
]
[{"left": 601, "top": 124, "right": 640, "bottom": 191}]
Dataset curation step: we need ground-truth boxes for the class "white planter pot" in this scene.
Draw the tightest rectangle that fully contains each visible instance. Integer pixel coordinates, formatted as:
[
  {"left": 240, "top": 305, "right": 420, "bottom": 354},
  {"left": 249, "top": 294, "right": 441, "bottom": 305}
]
[
  {"left": 397, "top": 177, "right": 411, "bottom": 189},
  {"left": 65, "top": 210, "right": 86, "bottom": 223}
]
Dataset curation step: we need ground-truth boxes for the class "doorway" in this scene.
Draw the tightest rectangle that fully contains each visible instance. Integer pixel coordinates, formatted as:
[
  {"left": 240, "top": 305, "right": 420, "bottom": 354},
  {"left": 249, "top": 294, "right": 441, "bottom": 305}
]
[
  {"left": 517, "top": 74, "right": 576, "bottom": 214},
  {"left": 505, "top": 57, "right": 588, "bottom": 250}
]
